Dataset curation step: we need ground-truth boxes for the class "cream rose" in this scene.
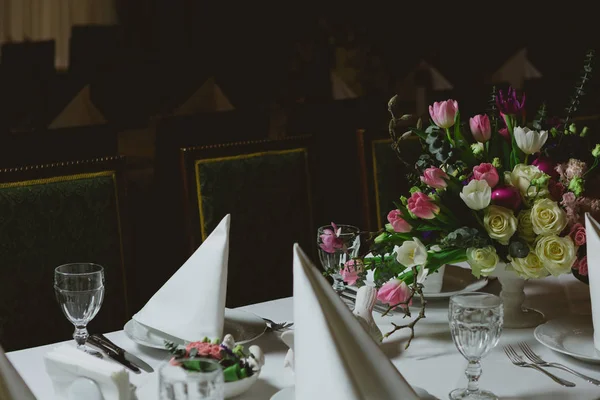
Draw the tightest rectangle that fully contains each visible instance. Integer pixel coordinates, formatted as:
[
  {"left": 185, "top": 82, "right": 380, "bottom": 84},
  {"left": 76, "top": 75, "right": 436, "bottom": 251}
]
[
  {"left": 530, "top": 198, "right": 567, "bottom": 235},
  {"left": 466, "top": 247, "right": 499, "bottom": 278},
  {"left": 517, "top": 209, "right": 536, "bottom": 243},
  {"left": 484, "top": 205, "right": 518, "bottom": 245},
  {"left": 506, "top": 164, "right": 548, "bottom": 200},
  {"left": 535, "top": 235, "right": 577, "bottom": 276},
  {"left": 509, "top": 251, "right": 549, "bottom": 279}
]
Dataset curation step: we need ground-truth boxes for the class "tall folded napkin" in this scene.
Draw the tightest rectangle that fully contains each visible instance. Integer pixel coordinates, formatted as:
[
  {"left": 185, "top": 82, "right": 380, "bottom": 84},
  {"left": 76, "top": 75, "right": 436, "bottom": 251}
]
[
  {"left": 293, "top": 244, "right": 419, "bottom": 400},
  {"left": 0, "top": 345, "right": 36, "bottom": 400},
  {"left": 584, "top": 213, "right": 600, "bottom": 351},
  {"left": 44, "top": 345, "right": 131, "bottom": 400},
  {"left": 133, "top": 214, "right": 230, "bottom": 342}
]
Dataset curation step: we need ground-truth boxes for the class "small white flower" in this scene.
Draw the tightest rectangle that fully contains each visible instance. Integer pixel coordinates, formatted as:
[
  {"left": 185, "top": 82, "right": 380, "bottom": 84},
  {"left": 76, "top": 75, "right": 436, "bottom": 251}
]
[
  {"left": 395, "top": 237, "right": 428, "bottom": 267},
  {"left": 460, "top": 179, "right": 491, "bottom": 210},
  {"left": 514, "top": 126, "right": 548, "bottom": 155},
  {"left": 429, "top": 245, "right": 442, "bottom": 252}
]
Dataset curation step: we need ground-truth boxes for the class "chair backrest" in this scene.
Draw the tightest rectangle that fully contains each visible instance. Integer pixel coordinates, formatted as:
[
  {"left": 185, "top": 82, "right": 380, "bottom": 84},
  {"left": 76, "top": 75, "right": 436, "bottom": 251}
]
[
  {"left": 0, "top": 124, "right": 118, "bottom": 168},
  {"left": 357, "top": 129, "right": 422, "bottom": 232},
  {"left": 0, "top": 156, "right": 132, "bottom": 351},
  {"left": 180, "top": 136, "right": 316, "bottom": 306}
]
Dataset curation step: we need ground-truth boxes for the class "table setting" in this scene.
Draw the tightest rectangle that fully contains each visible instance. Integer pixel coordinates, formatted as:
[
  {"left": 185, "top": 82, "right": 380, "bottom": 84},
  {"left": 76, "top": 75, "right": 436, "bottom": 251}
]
[{"left": 4, "top": 52, "right": 600, "bottom": 399}]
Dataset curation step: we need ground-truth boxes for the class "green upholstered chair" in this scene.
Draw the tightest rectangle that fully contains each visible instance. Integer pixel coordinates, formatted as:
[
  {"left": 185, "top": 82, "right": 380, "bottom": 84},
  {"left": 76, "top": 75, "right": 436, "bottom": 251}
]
[
  {"left": 0, "top": 156, "right": 132, "bottom": 351},
  {"left": 180, "top": 136, "right": 315, "bottom": 307},
  {"left": 357, "top": 129, "right": 422, "bottom": 232}
]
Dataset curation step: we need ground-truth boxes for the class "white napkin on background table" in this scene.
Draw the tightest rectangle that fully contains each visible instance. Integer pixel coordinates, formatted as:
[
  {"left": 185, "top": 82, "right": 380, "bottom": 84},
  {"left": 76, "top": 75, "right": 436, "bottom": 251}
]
[
  {"left": 292, "top": 244, "right": 420, "bottom": 400},
  {"left": 584, "top": 213, "right": 600, "bottom": 351},
  {"left": 133, "top": 214, "right": 230, "bottom": 342},
  {"left": 0, "top": 345, "right": 36, "bottom": 400},
  {"left": 44, "top": 345, "right": 131, "bottom": 400}
]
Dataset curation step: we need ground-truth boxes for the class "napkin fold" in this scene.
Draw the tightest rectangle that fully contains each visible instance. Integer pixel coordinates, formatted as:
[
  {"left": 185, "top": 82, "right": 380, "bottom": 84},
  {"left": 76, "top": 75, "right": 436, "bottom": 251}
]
[
  {"left": 133, "top": 214, "right": 230, "bottom": 342},
  {"left": 44, "top": 345, "right": 131, "bottom": 400},
  {"left": 0, "top": 345, "right": 36, "bottom": 400},
  {"left": 293, "top": 244, "right": 420, "bottom": 400},
  {"left": 584, "top": 213, "right": 600, "bottom": 351}
]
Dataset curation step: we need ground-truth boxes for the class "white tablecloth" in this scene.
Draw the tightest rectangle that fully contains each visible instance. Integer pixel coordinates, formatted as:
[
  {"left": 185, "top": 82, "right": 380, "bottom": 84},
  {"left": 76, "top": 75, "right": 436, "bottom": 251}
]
[{"left": 7, "top": 274, "right": 600, "bottom": 399}]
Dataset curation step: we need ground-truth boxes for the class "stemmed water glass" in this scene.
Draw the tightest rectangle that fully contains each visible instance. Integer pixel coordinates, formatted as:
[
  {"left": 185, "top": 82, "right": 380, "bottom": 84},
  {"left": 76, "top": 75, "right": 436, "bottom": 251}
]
[
  {"left": 316, "top": 224, "right": 361, "bottom": 294},
  {"left": 448, "top": 292, "right": 503, "bottom": 400},
  {"left": 54, "top": 263, "right": 105, "bottom": 355},
  {"left": 159, "top": 358, "right": 225, "bottom": 400}
]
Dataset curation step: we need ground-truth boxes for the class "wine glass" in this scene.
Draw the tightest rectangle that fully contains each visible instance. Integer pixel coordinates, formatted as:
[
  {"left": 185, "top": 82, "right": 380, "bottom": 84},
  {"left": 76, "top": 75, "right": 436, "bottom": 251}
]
[
  {"left": 159, "top": 358, "right": 225, "bottom": 400},
  {"left": 448, "top": 292, "right": 503, "bottom": 400},
  {"left": 316, "top": 224, "right": 361, "bottom": 294},
  {"left": 54, "top": 263, "right": 105, "bottom": 355}
]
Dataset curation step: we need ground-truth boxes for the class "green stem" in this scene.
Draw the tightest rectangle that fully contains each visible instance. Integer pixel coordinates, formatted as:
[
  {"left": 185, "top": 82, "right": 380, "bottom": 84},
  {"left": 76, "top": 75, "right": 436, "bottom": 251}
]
[
  {"left": 584, "top": 158, "right": 599, "bottom": 177},
  {"left": 445, "top": 128, "right": 455, "bottom": 146},
  {"left": 472, "top": 210, "right": 485, "bottom": 229},
  {"left": 524, "top": 154, "right": 529, "bottom": 165}
]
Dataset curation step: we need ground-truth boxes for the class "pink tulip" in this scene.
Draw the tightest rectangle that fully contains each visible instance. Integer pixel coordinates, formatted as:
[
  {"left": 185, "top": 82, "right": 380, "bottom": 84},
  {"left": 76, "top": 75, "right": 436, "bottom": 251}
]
[
  {"left": 319, "top": 223, "right": 344, "bottom": 253},
  {"left": 407, "top": 192, "right": 440, "bottom": 220},
  {"left": 429, "top": 100, "right": 459, "bottom": 129},
  {"left": 532, "top": 156, "right": 558, "bottom": 179},
  {"left": 377, "top": 278, "right": 411, "bottom": 307},
  {"left": 339, "top": 259, "right": 363, "bottom": 286},
  {"left": 498, "top": 127, "right": 510, "bottom": 143},
  {"left": 469, "top": 114, "right": 491, "bottom": 143},
  {"left": 420, "top": 167, "right": 449, "bottom": 189},
  {"left": 491, "top": 186, "right": 522, "bottom": 210},
  {"left": 387, "top": 210, "right": 412, "bottom": 233},
  {"left": 472, "top": 163, "right": 499, "bottom": 188}
]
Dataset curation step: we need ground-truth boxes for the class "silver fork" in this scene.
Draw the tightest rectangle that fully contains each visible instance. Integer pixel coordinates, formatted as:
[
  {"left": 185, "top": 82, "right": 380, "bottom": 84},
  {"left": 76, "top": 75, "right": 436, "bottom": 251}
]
[
  {"left": 503, "top": 345, "right": 576, "bottom": 387},
  {"left": 518, "top": 342, "right": 600, "bottom": 386}
]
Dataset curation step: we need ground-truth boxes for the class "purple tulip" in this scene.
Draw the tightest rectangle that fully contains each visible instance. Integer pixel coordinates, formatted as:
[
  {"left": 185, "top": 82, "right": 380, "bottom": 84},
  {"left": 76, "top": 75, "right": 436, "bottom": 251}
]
[
  {"left": 496, "top": 87, "right": 526, "bottom": 115},
  {"left": 491, "top": 186, "right": 522, "bottom": 210},
  {"left": 532, "top": 156, "right": 558, "bottom": 179}
]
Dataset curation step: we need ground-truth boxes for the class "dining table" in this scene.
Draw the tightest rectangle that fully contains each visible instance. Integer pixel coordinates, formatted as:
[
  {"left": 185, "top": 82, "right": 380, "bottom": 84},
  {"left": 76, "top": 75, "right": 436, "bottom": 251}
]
[{"left": 6, "top": 273, "right": 600, "bottom": 400}]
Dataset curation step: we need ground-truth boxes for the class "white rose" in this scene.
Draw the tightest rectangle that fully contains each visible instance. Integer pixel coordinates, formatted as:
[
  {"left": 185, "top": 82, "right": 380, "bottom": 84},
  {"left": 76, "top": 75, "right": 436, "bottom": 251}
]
[
  {"left": 535, "top": 235, "right": 577, "bottom": 276},
  {"left": 395, "top": 237, "right": 428, "bottom": 267},
  {"left": 514, "top": 126, "right": 548, "bottom": 155},
  {"left": 509, "top": 251, "right": 549, "bottom": 279},
  {"left": 517, "top": 209, "right": 536, "bottom": 243},
  {"left": 466, "top": 247, "right": 499, "bottom": 278},
  {"left": 506, "top": 164, "right": 548, "bottom": 199},
  {"left": 484, "top": 205, "right": 518, "bottom": 245},
  {"left": 530, "top": 198, "right": 568, "bottom": 235},
  {"left": 460, "top": 179, "right": 491, "bottom": 210}
]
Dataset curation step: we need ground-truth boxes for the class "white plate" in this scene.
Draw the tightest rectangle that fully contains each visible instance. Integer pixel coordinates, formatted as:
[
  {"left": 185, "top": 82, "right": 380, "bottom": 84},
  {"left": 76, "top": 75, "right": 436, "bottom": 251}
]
[
  {"left": 423, "top": 264, "right": 488, "bottom": 299},
  {"left": 534, "top": 315, "right": 600, "bottom": 364},
  {"left": 269, "top": 386, "right": 435, "bottom": 399},
  {"left": 124, "top": 309, "right": 267, "bottom": 349}
]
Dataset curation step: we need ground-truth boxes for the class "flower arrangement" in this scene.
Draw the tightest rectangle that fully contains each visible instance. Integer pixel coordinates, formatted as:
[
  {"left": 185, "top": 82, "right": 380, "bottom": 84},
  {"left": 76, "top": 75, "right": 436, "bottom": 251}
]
[
  {"left": 165, "top": 334, "right": 264, "bottom": 382},
  {"left": 329, "top": 50, "right": 598, "bottom": 345}
]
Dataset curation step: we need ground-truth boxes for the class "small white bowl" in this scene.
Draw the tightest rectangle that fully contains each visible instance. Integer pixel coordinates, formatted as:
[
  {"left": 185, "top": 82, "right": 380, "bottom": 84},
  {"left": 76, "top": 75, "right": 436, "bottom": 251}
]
[{"left": 225, "top": 368, "right": 261, "bottom": 398}]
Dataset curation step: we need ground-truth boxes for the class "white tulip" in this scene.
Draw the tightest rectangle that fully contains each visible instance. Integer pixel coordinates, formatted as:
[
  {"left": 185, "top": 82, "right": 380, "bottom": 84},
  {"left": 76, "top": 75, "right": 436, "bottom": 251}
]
[
  {"left": 460, "top": 179, "right": 491, "bottom": 210},
  {"left": 514, "top": 126, "right": 548, "bottom": 155},
  {"left": 394, "top": 237, "right": 428, "bottom": 267}
]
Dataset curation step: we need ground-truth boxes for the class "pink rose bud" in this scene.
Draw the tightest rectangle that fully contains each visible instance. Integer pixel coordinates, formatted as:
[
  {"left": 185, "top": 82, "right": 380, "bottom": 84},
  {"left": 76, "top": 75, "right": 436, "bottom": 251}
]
[
  {"left": 577, "top": 256, "right": 588, "bottom": 276},
  {"left": 569, "top": 223, "right": 586, "bottom": 246},
  {"left": 491, "top": 186, "right": 522, "bottom": 210},
  {"left": 420, "top": 167, "right": 449, "bottom": 189},
  {"left": 429, "top": 99, "right": 459, "bottom": 129},
  {"left": 376, "top": 278, "right": 411, "bottom": 307},
  {"left": 472, "top": 163, "right": 499, "bottom": 188},
  {"left": 387, "top": 210, "right": 412, "bottom": 233},
  {"left": 469, "top": 114, "right": 491, "bottom": 143},
  {"left": 407, "top": 192, "right": 440, "bottom": 220}
]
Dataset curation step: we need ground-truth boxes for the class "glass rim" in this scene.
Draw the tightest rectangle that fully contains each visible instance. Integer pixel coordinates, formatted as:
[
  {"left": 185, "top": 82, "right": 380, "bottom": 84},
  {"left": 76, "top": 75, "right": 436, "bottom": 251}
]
[
  {"left": 55, "top": 263, "right": 104, "bottom": 276},
  {"left": 449, "top": 291, "right": 502, "bottom": 308},
  {"left": 317, "top": 224, "right": 360, "bottom": 232}
]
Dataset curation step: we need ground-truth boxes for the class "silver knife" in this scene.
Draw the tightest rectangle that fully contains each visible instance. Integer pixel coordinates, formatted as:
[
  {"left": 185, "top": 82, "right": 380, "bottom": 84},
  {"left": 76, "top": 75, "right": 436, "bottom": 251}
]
[{"left": 90, "top": 334, "right": 154, "bottom": 373}]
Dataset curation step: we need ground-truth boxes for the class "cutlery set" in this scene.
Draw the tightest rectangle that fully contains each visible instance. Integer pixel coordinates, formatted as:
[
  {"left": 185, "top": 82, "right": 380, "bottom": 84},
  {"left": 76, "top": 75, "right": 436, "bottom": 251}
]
[
  {"left": 87, "top": 334, "right": 153, "bottom": 374},
  {"left": 503, "top": 342, "right": 599, "bottom": 387}
]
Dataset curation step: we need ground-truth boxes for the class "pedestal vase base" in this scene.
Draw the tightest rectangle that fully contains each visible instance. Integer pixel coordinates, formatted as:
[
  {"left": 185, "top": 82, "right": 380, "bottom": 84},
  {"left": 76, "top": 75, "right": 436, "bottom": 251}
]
[{"left": 449, "top": 388, "right": 498, "bottom": 400}]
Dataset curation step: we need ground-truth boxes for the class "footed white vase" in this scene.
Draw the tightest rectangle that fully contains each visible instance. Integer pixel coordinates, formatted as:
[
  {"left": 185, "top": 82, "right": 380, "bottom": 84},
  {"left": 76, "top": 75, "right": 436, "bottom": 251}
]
[
  {"left": 353, "top": 286, "right": 383, "bottom": 342},
  {"left": 493, "top": 263, "right": 545, "bottom": 328}
]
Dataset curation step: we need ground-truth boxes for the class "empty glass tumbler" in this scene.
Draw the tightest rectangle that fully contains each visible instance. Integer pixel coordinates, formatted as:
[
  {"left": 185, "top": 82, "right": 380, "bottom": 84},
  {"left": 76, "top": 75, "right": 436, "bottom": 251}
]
[{"left": 159, "top": 359, "right": 225, "bottom": 400}]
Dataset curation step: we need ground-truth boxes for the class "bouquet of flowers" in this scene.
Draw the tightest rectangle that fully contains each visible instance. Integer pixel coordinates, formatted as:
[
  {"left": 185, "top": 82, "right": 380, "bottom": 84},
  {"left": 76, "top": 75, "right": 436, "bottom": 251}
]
[{"left": 337, "top": 50, "right": 598, "bottom": 345}]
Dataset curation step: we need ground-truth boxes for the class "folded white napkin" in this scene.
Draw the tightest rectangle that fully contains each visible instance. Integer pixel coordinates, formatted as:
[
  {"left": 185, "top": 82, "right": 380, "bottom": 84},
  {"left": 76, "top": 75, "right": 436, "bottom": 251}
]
[
  {"left": 293, "top": 244, "right": 420, "bottom": 400},
  {"left": 0, "top": 345, "right": 36, "bottom": 400},
  {"left": 133, "top": 214, "right": 230, "bottom": 342},
  {"left": 584, "top": 213, "right": 600, "bottom": 351},
  {"left": 44, "top": 345, "right": 131, "bottom": 400}
]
